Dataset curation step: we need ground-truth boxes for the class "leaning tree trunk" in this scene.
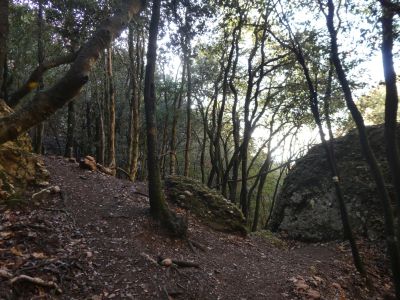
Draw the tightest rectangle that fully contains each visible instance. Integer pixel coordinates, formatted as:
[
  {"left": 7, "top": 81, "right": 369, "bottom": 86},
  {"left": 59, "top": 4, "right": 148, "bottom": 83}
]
[
  {"left": 324, "top": 0, "right": 400, "bottom": 295},
  {"left": 0, "top": 0, "right": 8, "bottom": 99},
  {"left": 0, "top": 0, "right": 144, "bottom": 145},
  {"left": 143, "top": 0, "right": 186, "bottom": 237},
  {"left": 286, "top": 24, "right": 367, "bottom": 277}
]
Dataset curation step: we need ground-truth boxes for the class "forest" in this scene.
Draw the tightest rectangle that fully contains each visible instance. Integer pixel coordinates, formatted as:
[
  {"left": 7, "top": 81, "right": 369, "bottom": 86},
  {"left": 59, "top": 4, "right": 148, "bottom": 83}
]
[{"left": 0, "top": 0, "right": 400, "bottom": 299}]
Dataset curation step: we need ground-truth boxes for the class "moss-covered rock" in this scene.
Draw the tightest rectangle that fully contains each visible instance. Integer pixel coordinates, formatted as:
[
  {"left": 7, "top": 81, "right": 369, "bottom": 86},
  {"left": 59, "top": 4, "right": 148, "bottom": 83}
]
[
  {"left": 164, "top": 175, "right": 247, "bottom": 235},
  {"left": 0, "top": 100, "right": 49, "bottom": 201},
  {"left": 269, "top": 124, "right": 399, "bottom": 242}
]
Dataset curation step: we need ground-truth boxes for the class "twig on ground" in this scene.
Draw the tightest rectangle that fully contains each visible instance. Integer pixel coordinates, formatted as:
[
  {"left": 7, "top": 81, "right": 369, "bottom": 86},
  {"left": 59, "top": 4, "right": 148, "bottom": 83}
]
[
  {"left": 140, "top": 252, "right": 158, "bottom": 265},
  {"left": 9, "top": 275, "right": 62, "bottom": 293},
  {"left": 116, "top": 167, "right": 130, "bottom": 178},
  {"left": 132, "top": 191, "right": 149, "bottom": 198},
  {"left": 158, "top": 256, "right": 200, "bottom": 269},
  {"left": 188, "top": 239, "right": 207, "bottom": 252},
  {"left": 187, "top": 239, "right": 197, "bottom": 253}
]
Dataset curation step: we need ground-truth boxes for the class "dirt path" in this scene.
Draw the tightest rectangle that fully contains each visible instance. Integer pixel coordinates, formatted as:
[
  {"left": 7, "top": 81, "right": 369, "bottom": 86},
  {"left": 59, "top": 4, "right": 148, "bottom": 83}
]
[{"left": 0, "top": 156, "right": 394, "bottom": 299}]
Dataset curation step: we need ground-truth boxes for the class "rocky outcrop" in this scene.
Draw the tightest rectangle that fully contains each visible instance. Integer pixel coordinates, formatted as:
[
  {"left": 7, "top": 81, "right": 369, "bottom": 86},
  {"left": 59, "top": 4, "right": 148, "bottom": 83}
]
[
  {"left": 164, "top": 175, "right": 247, "bottom": 235},
  {"left": 0, "top": 100, "right": 49, "bottom": 200},
  {"left": 269, "top": 125, "right": 399, "bottom": 241}
]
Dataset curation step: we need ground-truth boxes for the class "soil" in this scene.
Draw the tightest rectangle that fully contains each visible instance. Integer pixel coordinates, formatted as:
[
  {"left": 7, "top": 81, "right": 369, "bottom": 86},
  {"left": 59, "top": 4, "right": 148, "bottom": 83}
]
[{"left": 0, "top": 156, "right": 395, "bottom": 299}]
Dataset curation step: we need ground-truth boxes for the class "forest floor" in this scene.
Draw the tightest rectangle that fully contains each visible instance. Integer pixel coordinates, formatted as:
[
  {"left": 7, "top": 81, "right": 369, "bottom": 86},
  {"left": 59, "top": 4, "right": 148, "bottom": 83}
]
[{"left": 0, "top": 156, "right": 395, "bottom": 299}]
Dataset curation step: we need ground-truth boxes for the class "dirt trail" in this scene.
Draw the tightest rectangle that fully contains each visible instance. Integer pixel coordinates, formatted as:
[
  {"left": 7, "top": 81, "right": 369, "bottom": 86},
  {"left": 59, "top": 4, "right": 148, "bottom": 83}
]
[{"left": 0, "top": 156, "right": 393, "bottom": 299}]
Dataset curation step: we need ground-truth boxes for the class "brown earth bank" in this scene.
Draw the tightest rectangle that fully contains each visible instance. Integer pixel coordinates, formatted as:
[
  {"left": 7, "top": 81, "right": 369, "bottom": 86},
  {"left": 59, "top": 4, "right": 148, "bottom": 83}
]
[{"left": 0, "top": 156, "right": 395, "bottom": 299}]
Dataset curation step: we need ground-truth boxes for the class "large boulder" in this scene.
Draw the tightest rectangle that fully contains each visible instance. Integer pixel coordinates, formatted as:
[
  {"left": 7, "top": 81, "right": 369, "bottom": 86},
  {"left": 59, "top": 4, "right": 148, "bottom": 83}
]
[
  {"left": 269, "top": 124, "right": 398, "bottom": 242},
  {"left": 0, "top": 100, "right": 49, "bottom": 200},
  {"left": 164, "top": 175, "right": 247, "bottom": 235}
]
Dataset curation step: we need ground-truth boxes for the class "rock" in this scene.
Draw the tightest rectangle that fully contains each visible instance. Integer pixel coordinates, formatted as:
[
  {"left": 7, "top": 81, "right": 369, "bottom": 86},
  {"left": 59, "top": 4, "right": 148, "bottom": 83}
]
[
  {"left": 269, "top": 124, "right": 399, "bottom": 241},
  {"left": 80, "top": 156, "right": 97, "bottom": 171},
  {"left": 0, "top": 100, "right": 49, "bottom": 200},
  {"left": 51, "top": 186, "right": 61, "bottom": 193},
  {"left": 164, "top": 175, "right": 247, "bottom": 235}
]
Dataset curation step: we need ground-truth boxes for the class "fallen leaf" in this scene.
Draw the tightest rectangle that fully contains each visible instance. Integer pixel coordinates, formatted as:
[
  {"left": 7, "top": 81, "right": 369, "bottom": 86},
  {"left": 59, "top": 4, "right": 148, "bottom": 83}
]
[
  {"left": 0, "top": 231, "right": 13, "bottom": 239},
  {"left": 306, "top": 289, "right": 320, "bottom": 299},
  {"left": 32, "top": 252, "right": 47, "bottom": 259},
  {"left": 10, "top": 246, "right": 23, "bottom": 257}
]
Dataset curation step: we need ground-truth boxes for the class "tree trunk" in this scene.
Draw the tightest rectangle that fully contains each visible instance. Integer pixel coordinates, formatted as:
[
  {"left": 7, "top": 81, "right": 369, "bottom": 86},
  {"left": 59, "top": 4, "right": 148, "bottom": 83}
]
[
  {"left": 265, "top": 166, "right": 286, "bottom": 228},
  {"left": 106, "top": 47, "right": 116, "bottom": 175},
  {"left": 33, "top": 0, "right": 45, "bottom": 155},
  {"left": 0, "top": 0, "right": 8, "bottom": 99},
  {"left": 127, "top": 23, "right": 141, "bottom": 181},
  {"left": 169, "top": 66, "right": 185, "bottom": 175},
  {"left": 381, "top": 1, "right": 400, "bottom": 241},
  {"left": 64, "top": 101, "right": 75, "bottom": 158},
  {"left": 184, "top": 49, "right": 192, "bottom": 177},
  {"left": 143, "top": 0, "right": 187, "bottom": 237},
  {"left": 251, "top": 153, "right": 271, "bottom": 232},
  {"left": 0, "top": 0, "right": 144, "bottom": 145},
  {"left": 85, "top": 100, "right": 92, "bottom": 155},
  {"left": 324, "top": 0, "right": 399, "bottom": 289}
]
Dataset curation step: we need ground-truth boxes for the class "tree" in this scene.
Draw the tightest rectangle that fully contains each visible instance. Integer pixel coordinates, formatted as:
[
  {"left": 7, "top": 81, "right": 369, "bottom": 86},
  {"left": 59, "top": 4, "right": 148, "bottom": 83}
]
[
  {"left": 319, "top": 0, "right": 400, "bottom": 295},
  {"left": 143, "top": 0, "right": 187, "bottom": 236},
  {"left": 0, "top": 0, "right": 144, "bottom": 144},
  {"left": 0, "top": 0, "right": 9, "bottom": 99}
]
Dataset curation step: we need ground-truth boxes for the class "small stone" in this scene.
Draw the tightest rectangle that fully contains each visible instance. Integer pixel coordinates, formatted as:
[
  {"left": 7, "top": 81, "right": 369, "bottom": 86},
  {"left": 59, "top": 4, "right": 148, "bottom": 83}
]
[
  {"left": 160, "top": 258, "right": 172, "bottom": 267},
  {"left": 51, "top": 186, "right": 61, "bottom": 193}
]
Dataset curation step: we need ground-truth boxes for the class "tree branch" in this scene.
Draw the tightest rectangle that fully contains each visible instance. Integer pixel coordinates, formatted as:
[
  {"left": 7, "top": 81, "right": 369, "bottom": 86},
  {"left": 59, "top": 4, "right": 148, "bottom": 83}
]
[
  {"left": 7, "top": 52, "right": 77, "bottom": 108},
  {"left": 0, "top": 0, "right": 145, "bottom": 145}
]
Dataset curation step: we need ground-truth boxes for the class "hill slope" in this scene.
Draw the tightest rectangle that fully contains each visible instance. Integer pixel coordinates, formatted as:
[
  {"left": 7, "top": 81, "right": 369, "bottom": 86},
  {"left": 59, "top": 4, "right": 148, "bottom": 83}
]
[{"left": 0, "top": 156, "right": 394, "bottom": 299}]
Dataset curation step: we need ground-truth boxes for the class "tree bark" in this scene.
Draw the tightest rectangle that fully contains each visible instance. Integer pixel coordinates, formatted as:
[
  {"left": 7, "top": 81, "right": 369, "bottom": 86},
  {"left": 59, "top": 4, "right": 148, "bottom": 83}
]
[
  {"left": 127, "top": 23, "right": 141, "bottom": 182},
  {"left": 380, "top": 0, "right": 400, "bottom": 240},
  {"left": 0, "top": 0, "right": 144, "bottom": 145},
  {"left": 7, "top": 53, "right": 77, "bottom": 108},
  {"left": 144, "top": 0, "right": 186, "bottom": 237}
]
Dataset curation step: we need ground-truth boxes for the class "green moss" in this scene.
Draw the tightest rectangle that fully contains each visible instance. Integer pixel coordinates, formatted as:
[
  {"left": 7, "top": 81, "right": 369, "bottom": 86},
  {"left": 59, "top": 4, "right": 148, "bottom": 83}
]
[
  {"left": 164, "top": 175, "right": 247, "bottom": 235},
  {"left": 250, "top": 230, "right": 287, "bottom": 248}
]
